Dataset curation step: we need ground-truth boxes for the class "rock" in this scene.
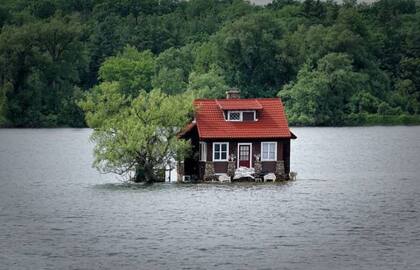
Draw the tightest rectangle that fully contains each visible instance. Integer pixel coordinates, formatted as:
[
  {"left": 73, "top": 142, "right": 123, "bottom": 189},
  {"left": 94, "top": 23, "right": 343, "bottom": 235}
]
[
  {"left": 254, "top": 161, "right": 262, "bottom": 175},
  {"left": 275, "top": 160, "right": 285, "bottom": 180},
  {"left": 218, "top": 174, "right": 231, "bottom": 183},
  {"left": 204, "top": 161, "right": 215, "bottom": 179},
  {"left": 264, "top": 173, "right": 276, "bottom": 182},
  {"left": 227, "top": 161, "right": 235, "bottom": 177}
]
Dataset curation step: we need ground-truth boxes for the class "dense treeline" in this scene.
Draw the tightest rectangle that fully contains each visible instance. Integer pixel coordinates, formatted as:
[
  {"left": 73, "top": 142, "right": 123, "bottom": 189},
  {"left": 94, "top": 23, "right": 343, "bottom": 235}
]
[{"left": 0, "top": 0, "right": 419, "bottom": 127}]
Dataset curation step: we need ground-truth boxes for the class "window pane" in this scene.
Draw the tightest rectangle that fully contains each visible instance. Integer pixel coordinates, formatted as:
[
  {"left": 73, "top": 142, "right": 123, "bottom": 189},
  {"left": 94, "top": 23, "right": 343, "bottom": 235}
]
[
  {"left": 215, "top": 152, "right": 220, "bottom": 160},
  {"left": 200, "top": 143, "right": 206, "bottom": 161},
  {"left": 263, "top": 143, "right": 268, "bottom": 152},
  {"left": 221, "top": 152, "right": 227, "bottom": 160},
  {"left": 262, "top": 142, "right": 276, "bottom": 160},
  {"left": 215, "top": 144, "right": 220, "bottom": 151},
  {"left": 262, "top": 152, "right": 267, "bottom": 159},
  {"left": 262, "top": 143, "right": 268, "bottom": 158},
  {"left": 240, "top": 146, "right": 250, "bottom": 160},
  {"left": 243, "top": 112, "right": 255, "bottom": 121},
  {"left": 221, "top": 143, "right": 227, "bottom": 151},
  {"left": 229, "top": 112, "right": 240, "bottom": 120}
]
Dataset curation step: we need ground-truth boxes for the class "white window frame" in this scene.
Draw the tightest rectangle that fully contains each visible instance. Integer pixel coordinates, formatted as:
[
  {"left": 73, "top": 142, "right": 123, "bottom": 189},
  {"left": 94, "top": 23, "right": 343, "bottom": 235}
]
[
  {"left": 199, "top": 142, "right": 207, "bottom": 161},
  {"left": 237, "top": 143, "right": 253, "bottom": 168},
  {"left": 226, "top": 110, "right": 257, "bottom": 122},
  {"left": 212, "top": 142, "right": 229, "bottom": 161},
  {"left": 227, "top": 111, "right": 242, "bottom": 121},
  {"left": 261, "top": 141, "right": 277, "bottom": 161}
]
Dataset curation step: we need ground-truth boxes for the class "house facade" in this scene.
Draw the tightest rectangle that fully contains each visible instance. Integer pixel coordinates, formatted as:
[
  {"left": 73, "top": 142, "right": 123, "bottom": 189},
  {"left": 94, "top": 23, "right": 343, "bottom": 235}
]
[{"left": 178, "top": 89, "right": 296, "bottom": 181}]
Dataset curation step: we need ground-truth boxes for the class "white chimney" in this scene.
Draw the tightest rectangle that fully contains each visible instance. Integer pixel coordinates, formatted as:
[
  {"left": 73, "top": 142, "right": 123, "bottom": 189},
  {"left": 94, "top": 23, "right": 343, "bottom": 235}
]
[{"left": 226, "top": 88, "right": 240, "bottom": 99}]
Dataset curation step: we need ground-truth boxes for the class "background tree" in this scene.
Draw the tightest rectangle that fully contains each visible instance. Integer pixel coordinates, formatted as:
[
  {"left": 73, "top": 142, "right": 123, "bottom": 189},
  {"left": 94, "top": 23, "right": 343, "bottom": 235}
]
[
  {"left": 187, "top": 68, "right": 229, "bottom": 99},
  {"left": 152, "top": 44, "right": 196, "bottom": 94},
  {"left": 279, "top": 53, "right": 370, "bottom": 125},
  {"left": 0, "top": 0, "right": 419, "bottom": 127},
  {"left": 212, "top": 12, "right": 288, "bottom": 97},
  {"left": 98, "top": 46, "right": 155, "bottom": 96},
  {"left": 0, "top": 15, "right": 87, "bottom": 127}
]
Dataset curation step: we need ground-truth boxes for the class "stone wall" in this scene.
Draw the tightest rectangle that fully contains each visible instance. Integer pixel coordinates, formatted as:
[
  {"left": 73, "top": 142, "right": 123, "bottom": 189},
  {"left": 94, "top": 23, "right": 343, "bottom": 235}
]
[
  {"left": 227, "top": 161, "right": 235, "bottom": 178},
  {"left": 275, "top": 160, "right": 286, "bottom": 180},
  {"left": 177, "top": 161, "right": 184, "bottom": 181},
  {"left": 254, "top": 161, "right": 262, "bottom": 175},
  {"left": 204, "top": 161, "right": 215, "bottom": 181}
]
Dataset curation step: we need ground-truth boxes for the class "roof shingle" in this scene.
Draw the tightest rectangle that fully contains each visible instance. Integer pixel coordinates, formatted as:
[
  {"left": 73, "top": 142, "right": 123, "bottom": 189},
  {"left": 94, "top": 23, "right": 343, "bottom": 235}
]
[
  {"left": 216, "top": 99, "right": 263, "bottom": 110},
  {"left": 193, "top": 98, "right": 292, "bottom": 139}
]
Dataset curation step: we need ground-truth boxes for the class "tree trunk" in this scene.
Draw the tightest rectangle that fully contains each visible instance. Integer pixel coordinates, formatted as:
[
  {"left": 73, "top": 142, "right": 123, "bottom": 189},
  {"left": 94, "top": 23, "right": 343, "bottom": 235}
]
[{"left": 133, "top": 164, "right": 156, "bottom": 183}]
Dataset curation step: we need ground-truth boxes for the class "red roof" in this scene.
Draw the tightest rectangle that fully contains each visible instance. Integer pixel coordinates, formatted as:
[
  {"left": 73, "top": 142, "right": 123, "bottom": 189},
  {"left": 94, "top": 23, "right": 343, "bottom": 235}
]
[
  {"left": 193, "top": 98, "right": 292, "bottom": 139},
  {"left": 216, "top": 99, "right": 263, "bottom": 110}
]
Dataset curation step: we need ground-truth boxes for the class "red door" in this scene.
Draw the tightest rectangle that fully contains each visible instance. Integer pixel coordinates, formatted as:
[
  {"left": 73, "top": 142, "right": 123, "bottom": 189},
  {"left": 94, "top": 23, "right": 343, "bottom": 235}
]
[{"left": 239, "top": 144, "right": 251, "bottom": 168}]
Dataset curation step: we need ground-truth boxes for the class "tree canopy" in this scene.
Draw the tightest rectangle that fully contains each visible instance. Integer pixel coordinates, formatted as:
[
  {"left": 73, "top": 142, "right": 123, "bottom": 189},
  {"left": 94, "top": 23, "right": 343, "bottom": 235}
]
[
  {"left": 79, "top": 83, "right": 193, "bottom": 182},
  {"left": 1, "top": 0, "right": 420, "bottom": 127}
]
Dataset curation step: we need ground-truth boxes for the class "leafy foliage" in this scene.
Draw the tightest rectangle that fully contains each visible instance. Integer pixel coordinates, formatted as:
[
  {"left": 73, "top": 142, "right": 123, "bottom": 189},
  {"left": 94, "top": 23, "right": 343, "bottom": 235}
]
[
  {"left": 0, "top": 15, "right": 87, "bottom": 127},
  {"left": 79, "top": 84, "right": 193, "bottom": 182},
  {"left": 99, "top": 46, "right": 155, "bottom": 96},
  {"left": 0, "top": 0, "right": 419, "bottom": 127},
  {"left": 279, "top": 53, "right": 368, "bottom": 125},
  {"left": 187, "top": 68, "right": 229, "bottom": 99}
]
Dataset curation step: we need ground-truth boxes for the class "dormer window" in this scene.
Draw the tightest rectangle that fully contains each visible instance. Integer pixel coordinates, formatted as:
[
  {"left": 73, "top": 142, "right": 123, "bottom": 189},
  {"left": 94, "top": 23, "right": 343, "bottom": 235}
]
[
  {"left": 228, "top": 111, "right": 241, "bottom": 121},
  {"left": 226, "top": 111, "right": 256, "bottom": 121}
]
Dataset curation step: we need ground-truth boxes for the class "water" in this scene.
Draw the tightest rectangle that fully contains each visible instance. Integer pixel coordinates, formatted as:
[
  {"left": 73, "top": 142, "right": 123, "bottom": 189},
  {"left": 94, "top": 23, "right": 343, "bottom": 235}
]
[{"left": 0, "top": 127, "right": 419, "bottom": 270}]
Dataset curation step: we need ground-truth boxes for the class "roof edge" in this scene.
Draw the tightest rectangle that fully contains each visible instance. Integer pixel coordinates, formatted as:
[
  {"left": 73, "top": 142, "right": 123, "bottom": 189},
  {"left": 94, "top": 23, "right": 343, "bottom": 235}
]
[
  {"left": 178, "top": 122, "right": 197, "bottom": 138},
  {"left": 194, "top": 97, "right": 282, "bottom": 102},
  {"left": 198, "top": 135, "right": 294, "bottom": 140}
]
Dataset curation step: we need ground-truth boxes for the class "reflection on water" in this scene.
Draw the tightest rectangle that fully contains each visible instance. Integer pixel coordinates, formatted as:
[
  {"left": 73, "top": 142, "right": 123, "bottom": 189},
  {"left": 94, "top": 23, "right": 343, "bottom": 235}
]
[{"left": 0, "top": 127, "right": 420, "bottom": 270}]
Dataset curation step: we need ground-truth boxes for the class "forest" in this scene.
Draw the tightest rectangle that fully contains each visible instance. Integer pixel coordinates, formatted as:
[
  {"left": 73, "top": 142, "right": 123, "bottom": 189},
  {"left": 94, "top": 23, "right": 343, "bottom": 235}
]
[{"left": 0, "top": 0, "right": 419, "bottom": 127}]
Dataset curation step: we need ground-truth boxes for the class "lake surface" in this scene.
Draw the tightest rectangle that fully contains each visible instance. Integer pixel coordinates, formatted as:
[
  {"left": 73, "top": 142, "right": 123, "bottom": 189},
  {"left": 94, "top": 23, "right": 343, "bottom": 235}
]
[{"left": 0, "top": 127, "right": 419, "bottom": 270}]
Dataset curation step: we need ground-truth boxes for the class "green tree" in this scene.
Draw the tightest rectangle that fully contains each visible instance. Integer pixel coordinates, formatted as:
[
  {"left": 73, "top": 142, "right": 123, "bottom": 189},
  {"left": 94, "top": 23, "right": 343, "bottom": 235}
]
[
  {"left": 152, "top": 67, "right": 187, "bottom": 95},
  {"left": 1, "top": 0, "right": 419, "bottom": 127},
  {"left": 213, "top": 12, "right": 288, "bottom": 97},
  {"left": 348, "top": 91, "right": 381, "bottom": 115},
  {"left": 152, "top": 44, "right": 196, "bottom": 94},
  {"left": 279, "top": 53, "right": 369, "bottom": 125},
  {"left": 0, "top": 83, "right": 11, "bottom": 126},
  {"left": 99, "top": 46, "right": 155, "bottom": 96},
  {"left": 87, "top": 14, "right": 128, "bottom": 86},
  {"left": 187, "top": 68, "right": 229, "bottom": 99},
  {"left": 0, "top": 15, "right": 87, "bottom": 127},
  {"left": 79, "top": 84, "right": 193, "bottom": 183}
]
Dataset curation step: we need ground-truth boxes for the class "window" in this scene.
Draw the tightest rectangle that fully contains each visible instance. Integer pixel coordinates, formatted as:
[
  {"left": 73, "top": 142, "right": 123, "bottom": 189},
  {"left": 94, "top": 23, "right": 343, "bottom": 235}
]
[
  {"left": 213, "top": 142, "right": 229, "bottom": 161},
  {"left": 261, "top": 142, "right": 277, "bottom": 161},
  {"left": 199, "top": 142, "right": 207, "bottom": 161},
  {"left": 242, "top": 111, "right": 256, "bottom": 121},
  {"left": 228, "top": 111, "right": 241, "bottom": 121},
  {"left": 227, "top": 111, "right": 256, "bottom": 121}
]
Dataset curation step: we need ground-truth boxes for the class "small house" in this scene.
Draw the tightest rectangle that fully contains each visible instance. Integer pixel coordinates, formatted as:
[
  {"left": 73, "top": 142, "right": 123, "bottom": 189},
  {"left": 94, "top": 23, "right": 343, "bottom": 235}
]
[{"left": 178, "top": 89, "right": 296, "bottom": 182}]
